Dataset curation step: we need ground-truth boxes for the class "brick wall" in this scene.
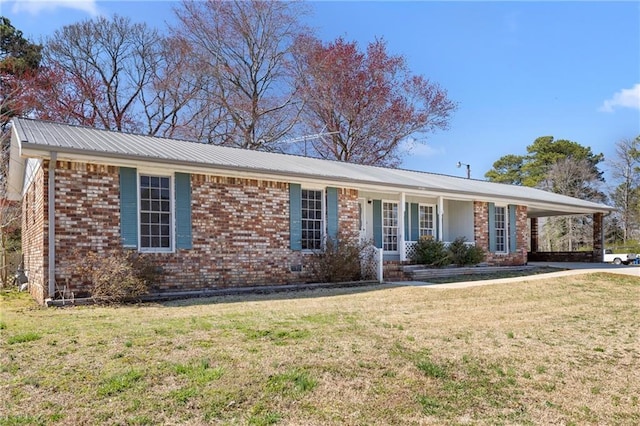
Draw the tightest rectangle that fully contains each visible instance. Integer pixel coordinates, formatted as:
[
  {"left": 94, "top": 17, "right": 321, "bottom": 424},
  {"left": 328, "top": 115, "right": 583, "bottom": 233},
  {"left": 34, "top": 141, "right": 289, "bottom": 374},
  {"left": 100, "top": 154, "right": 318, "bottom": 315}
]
[
  {"left": 338, "top": 188, "right": 359, "bottom": 241},
  {"left": 53, "top": 162, "right": 122, "bottom": 298},
  {"left": 32, "top": 162, "right": 361, "bottom": 301},
  {"left": 473, "top": 201, "right": 527, "bottom": 266},
  {"left": 22, "top": 164, "right": 46, "bottom": 304}
]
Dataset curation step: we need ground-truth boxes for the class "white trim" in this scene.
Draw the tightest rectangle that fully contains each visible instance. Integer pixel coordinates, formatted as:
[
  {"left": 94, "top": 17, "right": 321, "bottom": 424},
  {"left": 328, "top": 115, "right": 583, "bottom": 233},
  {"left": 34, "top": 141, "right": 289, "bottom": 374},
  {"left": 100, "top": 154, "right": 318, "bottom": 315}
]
[
  {"left": 437, "top": 196, "right": 444, "bottom": 242},
  {"left": 300, "top": 187, "right": 325, "bottom": 252},
  {"left": 493, "top": 204, "right": 508, "bottom": 254},
  {"left": 48, "top": 152, "right": 57, "bottom": 298},
  {"left": 418, "top": 203, "right": 437, "bottom": 238},
  {"left": 381, "top": 200, "right": 399, "bottom": 254},
  {"left": 137, "top": 172, "right": 175, "bottom": 254},
  {"left": 399, "top": 193, "right": 406, "bottom": 261},
  {"left": 18, "top": 145, "right": 613, "bottom": 217}
]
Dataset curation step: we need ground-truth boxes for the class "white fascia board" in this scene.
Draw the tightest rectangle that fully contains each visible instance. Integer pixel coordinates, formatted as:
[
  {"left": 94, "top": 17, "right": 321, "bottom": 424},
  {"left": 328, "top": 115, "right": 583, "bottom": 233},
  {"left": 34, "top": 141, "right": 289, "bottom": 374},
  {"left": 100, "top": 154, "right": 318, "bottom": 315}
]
[
  {"left": 6, "top": 129, "right": 27, "bottom": 200},
  {"left": 20, "top": 144, "right": 614, "bottom": 216}
]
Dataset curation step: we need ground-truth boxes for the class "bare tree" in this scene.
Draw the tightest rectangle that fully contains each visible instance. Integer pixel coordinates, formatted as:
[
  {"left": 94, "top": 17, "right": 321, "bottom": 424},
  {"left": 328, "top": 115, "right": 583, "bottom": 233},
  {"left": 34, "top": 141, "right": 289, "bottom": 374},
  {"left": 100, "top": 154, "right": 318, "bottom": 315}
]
[
  {"left": 607, "top": 136, "right": 640, "bottom": 244},
  {"left": 539, "top": 157, "right": 605, "bottom": 251},
  {"left": 291, "top": 35, "right": 456, "bottom": 167},
  {"left": 172, "top": 0, "right": 307, "bottom": 150},
  {"left": 43, "top": 15, "right": 162, "bottom": 132}
]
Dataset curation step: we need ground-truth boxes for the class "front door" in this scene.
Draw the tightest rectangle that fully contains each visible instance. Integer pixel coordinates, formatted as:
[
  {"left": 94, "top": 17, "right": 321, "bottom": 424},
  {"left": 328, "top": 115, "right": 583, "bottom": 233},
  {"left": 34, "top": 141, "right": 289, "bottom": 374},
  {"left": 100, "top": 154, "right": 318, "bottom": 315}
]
[{"left": 358, "top": 198, "right": 371, "bottom": 243}]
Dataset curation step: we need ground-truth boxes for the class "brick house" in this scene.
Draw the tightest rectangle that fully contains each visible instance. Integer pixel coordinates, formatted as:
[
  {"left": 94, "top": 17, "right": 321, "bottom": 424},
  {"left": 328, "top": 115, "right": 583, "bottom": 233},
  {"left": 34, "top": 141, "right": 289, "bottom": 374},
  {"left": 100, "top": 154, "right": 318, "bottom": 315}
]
[{"left": 7, "top": 118, "right": 614, "bottom": 304}]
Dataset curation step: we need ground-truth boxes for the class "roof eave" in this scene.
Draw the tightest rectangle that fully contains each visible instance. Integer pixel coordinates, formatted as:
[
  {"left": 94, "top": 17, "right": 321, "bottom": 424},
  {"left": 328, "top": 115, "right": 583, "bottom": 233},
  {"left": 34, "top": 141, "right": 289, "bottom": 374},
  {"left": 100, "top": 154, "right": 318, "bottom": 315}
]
[{"left": 20, "top": 142, "right": 614, "bottom": 216}]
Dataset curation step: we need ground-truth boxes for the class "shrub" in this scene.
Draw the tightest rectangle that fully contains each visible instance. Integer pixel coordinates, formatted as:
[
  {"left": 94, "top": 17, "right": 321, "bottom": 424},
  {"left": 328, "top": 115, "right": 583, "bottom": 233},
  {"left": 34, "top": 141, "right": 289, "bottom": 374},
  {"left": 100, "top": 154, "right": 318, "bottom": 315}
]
[
  {"left": 411, "top": 236, "right": 451, "bottom": 267},
  {"left": 310, "top": 238, "right": 362, "bottom": 283},
  {"left": 464, "top": 244, "right": 486, "bottom": 266},
  {"left": 447, "top": 237, "right": 485, "bottom": 266},
  {"left": 74, "top": 249, "right": 157, "bottom": 303},
  {"left": 412, "top": 236, "right": 485, "bottom": 267}
]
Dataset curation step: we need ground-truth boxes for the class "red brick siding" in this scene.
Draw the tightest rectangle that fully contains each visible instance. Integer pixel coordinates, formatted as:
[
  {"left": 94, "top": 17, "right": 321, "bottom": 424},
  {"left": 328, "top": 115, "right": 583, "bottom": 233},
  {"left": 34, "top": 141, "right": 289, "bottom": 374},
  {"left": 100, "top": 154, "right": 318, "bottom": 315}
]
[
  {"left": 29, "top": 161, "right": 361, "bottom": 300},
  {"left": 53, "top": 162, "right": 122, "bottom": 297},
  {"left": 22, "top": 164, "right": 47, "bottom": 304},
  {"left": 338, "top": 188, "right": 359, "bottom": 242},
  {"left": 473, "top": 201, "right": 527, "bottom": 266}
]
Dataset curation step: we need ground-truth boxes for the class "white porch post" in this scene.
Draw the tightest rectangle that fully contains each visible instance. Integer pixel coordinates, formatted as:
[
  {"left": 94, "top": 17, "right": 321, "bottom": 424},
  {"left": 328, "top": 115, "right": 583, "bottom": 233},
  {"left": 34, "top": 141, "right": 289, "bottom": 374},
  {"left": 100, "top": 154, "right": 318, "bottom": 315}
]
[
  {"left": 438, "top": 196, "right": 444, "bottom": 242},
  {"left": 399, "top": 192, "right": 406, "bottom": 261}
]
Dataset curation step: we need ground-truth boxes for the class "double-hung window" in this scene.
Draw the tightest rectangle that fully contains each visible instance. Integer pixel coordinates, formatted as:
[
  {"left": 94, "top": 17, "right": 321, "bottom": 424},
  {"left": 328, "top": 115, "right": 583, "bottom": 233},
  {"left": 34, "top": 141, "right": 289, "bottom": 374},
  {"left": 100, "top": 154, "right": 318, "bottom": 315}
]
[
  {"left": 494, "top": 205, "right": 506, "bottom": 253},
  {"left": 383, "top": 201, "right": 398, "bottom": 252},
  {"left": 419, "top": 204, "right": 435, "bottom": 237},
  {"left": 301, "top": 189, "right": 323, "bottom": 250},
  {"left": 139, "top": 174, "right": 172, "bottom": 251}
]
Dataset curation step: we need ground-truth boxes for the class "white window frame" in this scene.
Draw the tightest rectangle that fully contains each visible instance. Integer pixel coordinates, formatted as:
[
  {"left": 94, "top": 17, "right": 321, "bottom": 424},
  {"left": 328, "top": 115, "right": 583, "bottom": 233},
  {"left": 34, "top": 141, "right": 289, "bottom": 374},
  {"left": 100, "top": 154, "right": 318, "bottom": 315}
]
[
  {"left": 138, "top": 172, "right": 174, "bottom": 253},
  {"left": 382, "top": 201, "right": 398, "bottom": 253},
  {"left": 419, "top": 204, "right": 436, "bottom": 238},
  {"left": 301, "top": 188, "right": 325, "bottom": 251},
  {"left": 494, "top": 205, "right": 508, "bottom": 254}
]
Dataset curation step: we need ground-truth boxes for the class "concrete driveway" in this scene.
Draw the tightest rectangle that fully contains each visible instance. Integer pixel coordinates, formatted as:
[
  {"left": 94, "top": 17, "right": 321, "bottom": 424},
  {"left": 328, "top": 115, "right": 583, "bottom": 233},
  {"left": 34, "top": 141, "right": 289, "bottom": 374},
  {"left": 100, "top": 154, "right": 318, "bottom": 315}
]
[{"left": 391, "top": 261, "right": 639, "bottom": 289}]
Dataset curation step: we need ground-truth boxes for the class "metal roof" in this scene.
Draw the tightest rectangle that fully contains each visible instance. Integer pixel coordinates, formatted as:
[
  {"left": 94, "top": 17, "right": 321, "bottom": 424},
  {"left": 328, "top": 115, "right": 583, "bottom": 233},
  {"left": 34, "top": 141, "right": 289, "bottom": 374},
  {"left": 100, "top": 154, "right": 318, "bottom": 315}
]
[{"left": 9, "top": 118, "right": 614, "bottom": 216}]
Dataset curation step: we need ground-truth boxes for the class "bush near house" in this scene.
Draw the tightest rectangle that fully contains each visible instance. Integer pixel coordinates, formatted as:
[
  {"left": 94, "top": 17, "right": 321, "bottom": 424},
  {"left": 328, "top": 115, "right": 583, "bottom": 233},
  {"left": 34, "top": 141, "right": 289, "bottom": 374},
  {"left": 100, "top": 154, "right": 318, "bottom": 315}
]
[
  {"left": 310, "top": 238, "right": 363, "bottom": 283},
  {"left": 412, "top": 237, "right": 450, "bottom": 267},
  {"left": 73, "top": 249, "right": 158, "bottom": 303},
  {"left": 447, "top": 237, "right": 486, "bottom": 266},
  {"left": 412, "top": 236, "right": 485, "bottom": 267}
]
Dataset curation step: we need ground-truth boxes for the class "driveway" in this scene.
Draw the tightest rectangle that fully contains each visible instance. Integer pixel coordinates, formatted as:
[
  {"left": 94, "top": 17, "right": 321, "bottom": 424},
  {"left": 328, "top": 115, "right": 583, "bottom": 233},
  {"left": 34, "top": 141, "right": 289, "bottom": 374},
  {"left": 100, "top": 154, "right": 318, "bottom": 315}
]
[{"left": 390, "top": 261, "right": 639, "bottom": 289}]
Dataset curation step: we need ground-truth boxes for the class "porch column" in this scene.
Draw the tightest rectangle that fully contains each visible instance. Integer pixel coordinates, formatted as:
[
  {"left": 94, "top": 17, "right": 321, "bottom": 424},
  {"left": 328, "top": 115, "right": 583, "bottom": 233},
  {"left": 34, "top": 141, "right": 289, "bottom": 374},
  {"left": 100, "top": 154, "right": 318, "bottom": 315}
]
[
  {"left": 399, "top": 192, "right": 406, "bottom": 261},
  {"left": 437, "top": 196, "right": 444, "bottom": 241},
  {"left": 530, "top": 217, "right": 538, "bottom": 253},
  {"left": 592, "top": 213, "right": 603, "bottom": 262}
]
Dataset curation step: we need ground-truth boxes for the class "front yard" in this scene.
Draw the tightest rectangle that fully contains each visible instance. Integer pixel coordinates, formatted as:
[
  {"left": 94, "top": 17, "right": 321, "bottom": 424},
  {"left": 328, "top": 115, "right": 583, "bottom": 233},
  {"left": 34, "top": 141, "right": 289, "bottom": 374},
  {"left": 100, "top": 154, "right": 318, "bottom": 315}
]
[{"left": 1, "top": 273, "right": 639, "bottom": 425}]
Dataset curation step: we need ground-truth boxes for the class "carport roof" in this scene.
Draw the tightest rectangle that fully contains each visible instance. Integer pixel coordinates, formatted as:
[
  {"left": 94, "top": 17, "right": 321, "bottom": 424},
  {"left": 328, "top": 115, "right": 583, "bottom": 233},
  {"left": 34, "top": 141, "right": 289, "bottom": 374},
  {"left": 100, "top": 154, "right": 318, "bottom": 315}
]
[{"left": 9, "top": 118, "right": 614, "bottom": 217}]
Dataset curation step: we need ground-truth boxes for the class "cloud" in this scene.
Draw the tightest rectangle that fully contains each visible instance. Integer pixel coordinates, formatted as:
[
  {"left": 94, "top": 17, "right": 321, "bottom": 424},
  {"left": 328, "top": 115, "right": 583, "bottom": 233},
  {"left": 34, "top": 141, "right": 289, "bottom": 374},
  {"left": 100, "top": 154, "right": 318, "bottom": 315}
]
[
  {"left": 599, "top": 83, "right": 640, "bottom": 112},
  {"left": 400, "top": 137, "right": 443, "bottom": 158},
  {"left": 11, "top": 0, "right": 99, "bottom": 16}
]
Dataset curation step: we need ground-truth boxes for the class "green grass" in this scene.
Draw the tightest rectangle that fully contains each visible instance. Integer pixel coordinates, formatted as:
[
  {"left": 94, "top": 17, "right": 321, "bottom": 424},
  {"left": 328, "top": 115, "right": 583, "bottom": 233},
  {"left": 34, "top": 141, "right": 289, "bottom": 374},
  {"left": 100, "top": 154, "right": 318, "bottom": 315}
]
[
  {"left": 6, "top": 332, "right": 41, "bottom": 345},
  {"left": 97, "top": 369, "right": 143, "bottom": 396},
  {"left": 1, "top": 272, "right": 639, "bottom": 424}
]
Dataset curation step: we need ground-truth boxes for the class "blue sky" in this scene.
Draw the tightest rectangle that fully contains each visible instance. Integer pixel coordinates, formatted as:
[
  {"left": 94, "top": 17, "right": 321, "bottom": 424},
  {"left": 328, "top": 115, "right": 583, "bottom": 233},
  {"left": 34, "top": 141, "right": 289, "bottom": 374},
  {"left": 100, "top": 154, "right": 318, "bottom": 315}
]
[{"left": 2, "top": 0, "right": 639, "bottom": 182}]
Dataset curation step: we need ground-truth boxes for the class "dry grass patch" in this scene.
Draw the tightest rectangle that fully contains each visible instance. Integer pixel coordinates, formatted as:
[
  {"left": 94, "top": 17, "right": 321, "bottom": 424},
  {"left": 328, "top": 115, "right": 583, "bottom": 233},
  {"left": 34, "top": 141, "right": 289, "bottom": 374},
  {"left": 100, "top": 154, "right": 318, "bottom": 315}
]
[{"left": 1, "top": 273, "right": 639, "bottom": 425}]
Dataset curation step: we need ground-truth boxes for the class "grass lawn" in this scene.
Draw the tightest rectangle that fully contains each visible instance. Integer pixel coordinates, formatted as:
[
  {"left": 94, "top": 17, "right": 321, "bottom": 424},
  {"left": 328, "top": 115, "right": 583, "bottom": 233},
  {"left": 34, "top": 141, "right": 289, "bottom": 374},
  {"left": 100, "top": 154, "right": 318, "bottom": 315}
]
[{"left": 1, "top": 273, "right": 639, "bottom": 425}]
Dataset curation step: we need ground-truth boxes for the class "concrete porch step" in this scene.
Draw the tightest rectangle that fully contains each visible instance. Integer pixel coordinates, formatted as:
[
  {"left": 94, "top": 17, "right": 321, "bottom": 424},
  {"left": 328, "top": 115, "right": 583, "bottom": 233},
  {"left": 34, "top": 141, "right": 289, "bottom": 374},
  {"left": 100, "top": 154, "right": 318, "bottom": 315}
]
[{"left": 405, "top": 265, "right": 535, "bottom": 281}]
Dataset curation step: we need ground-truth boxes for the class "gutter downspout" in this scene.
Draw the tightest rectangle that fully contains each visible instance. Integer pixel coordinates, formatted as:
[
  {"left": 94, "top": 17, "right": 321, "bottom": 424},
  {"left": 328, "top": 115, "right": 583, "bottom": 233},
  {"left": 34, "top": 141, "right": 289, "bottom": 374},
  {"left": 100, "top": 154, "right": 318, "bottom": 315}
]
[{"left": 48, "top": 153, "right": 56, "bottom": 299}]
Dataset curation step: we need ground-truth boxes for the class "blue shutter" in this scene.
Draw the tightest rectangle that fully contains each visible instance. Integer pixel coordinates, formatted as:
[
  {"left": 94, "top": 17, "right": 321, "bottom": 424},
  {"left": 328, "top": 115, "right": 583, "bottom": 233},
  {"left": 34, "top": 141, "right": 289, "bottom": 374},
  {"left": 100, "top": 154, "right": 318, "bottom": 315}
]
[
  {"left": 410, "top": 203, "right": 419, "bottom": 241},
  {"left": 509, "top": 204, "right": 517, "bottom": 253},
  {"left": 326, "top": 187, "right": 339, "bottom": 242},
  {"left": 488, "top": 202, "right": 496, "bottom": 252},
  {"left": 289, "top": 183, "right": 302, "bottom": 251},
  {"left": 175, "top": 173, "right": 192, "bottom": 250},
  {"left": 119, "top": 167, "right": 138, "bottom": 248},
  {"left": 372, "top": 200, "right": 382, "bottom": 249}
]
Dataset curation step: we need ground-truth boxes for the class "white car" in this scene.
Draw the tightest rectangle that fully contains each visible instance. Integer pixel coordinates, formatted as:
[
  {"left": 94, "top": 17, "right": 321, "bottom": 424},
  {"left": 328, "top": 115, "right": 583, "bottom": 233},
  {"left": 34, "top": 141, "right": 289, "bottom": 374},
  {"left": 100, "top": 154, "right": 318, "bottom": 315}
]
[{"left": 603, "top": 249, "right": 637, "bottom": 265}]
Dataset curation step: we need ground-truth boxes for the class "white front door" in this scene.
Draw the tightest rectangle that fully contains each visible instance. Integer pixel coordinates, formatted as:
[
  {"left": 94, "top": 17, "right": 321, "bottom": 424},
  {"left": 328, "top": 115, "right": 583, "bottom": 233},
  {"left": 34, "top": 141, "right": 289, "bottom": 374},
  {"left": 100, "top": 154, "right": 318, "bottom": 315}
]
[{"left": 358, "top": 198, "right": 373, "bottom": 243}]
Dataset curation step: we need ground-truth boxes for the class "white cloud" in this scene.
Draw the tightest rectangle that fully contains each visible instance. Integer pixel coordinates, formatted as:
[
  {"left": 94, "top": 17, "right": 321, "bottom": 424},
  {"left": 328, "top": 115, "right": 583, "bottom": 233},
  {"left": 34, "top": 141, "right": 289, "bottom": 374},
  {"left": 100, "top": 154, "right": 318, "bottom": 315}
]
[
  {"left": 400, "top": 137, "right": 443, "bottom": 158},
  {"left": 11, "top": 0, "right": 99, "bottom": 16},
  {"left": 599, "top": 83, "right": 640, "bottom": 113}
]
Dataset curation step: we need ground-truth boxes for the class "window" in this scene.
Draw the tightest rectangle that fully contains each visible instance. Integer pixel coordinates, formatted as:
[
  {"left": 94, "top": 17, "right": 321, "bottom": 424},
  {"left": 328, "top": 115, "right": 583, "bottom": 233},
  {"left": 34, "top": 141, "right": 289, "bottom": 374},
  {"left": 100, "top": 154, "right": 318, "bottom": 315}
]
[
  {"left": 383, "top": 202, "right": 398, "bottom": 252},
  {"left": 139, "top": 175, "right": 172, "bottom": 251},
  {"left": 494, "top": 205, "right": 506, "bottom": 253},
  {"left": 301, "top": 189, "right": 323, "bottom": 250},
  {"left": 419, "top": 205, "right": 434, "bottom": 237}
]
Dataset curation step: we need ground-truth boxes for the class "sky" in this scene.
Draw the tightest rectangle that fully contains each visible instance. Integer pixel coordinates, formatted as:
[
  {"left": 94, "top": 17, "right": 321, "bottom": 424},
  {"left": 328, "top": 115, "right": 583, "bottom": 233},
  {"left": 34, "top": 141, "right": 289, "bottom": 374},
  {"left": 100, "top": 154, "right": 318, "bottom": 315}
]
[{"left": 1, "top": 0, "right": 639, "bottom": 182}]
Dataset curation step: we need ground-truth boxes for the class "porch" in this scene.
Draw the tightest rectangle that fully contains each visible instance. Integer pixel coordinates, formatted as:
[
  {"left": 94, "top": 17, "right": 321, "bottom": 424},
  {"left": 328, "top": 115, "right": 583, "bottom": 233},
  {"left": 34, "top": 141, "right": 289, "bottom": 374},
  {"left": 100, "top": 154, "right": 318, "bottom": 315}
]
[
  {"left": 527, "top": 213, "right": 605, "bottom": 263},
  {"left": 357, "top": 191, "right": 476, "bottom": 263}
]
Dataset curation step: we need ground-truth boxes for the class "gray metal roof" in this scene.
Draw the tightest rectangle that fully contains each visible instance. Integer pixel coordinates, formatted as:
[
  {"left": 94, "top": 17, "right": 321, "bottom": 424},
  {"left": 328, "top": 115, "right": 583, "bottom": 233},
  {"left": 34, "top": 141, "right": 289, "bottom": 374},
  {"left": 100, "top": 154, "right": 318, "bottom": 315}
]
[{"left": 9, "top": 118, "right": 614, "bottom": 216}]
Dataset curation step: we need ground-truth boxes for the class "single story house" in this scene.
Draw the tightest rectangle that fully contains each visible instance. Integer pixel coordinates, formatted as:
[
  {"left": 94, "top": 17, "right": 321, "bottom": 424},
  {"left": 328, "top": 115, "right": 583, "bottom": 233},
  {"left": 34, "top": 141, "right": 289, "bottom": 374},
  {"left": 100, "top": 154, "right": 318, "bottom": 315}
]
[{"left": 7, "top": 118, "right": 614, "bottom": 304}]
